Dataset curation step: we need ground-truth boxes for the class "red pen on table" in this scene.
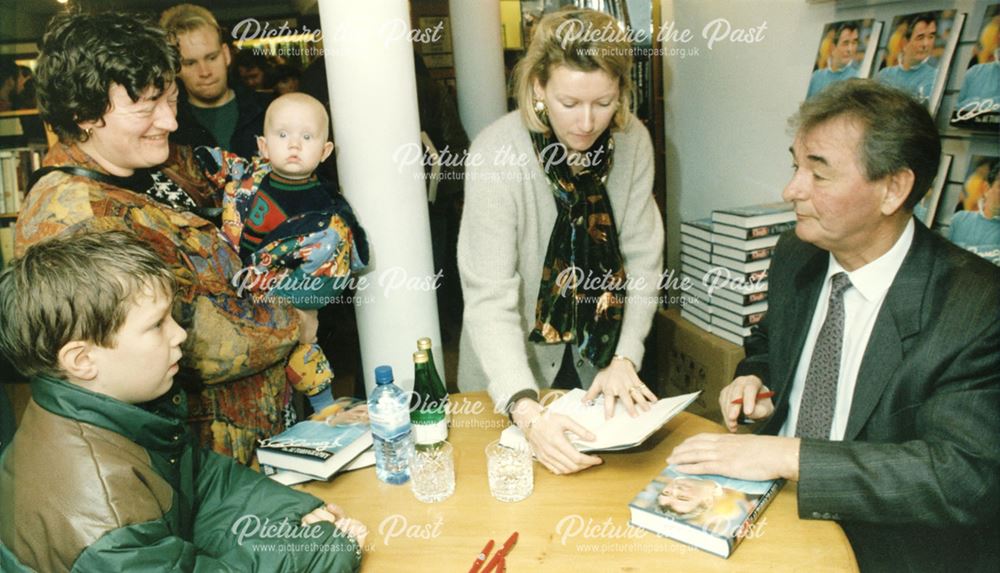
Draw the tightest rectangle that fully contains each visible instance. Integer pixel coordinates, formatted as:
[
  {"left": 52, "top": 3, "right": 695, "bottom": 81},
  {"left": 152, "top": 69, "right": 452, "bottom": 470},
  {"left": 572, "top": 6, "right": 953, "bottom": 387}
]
[
  {"left": 482, "top": 532, "right": 518, "bottom": 573},
  {"left": 731, "top": 391, "right": 774, "bottom": 405},
  {"left": 468, "top": 539, "right": 494, "bottom": 573}
]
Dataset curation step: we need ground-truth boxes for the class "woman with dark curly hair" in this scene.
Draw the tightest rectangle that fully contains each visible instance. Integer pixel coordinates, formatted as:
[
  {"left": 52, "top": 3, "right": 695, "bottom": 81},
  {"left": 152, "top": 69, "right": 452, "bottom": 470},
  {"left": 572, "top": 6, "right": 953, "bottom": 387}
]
[{"left": 15, "top": 12, "right": 316, "bottom": 465}]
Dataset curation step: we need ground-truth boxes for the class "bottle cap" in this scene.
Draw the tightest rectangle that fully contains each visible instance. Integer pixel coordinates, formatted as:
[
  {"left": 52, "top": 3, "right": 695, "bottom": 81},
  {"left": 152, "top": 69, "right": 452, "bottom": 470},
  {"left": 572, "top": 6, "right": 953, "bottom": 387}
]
[
  {"left": 416, "top": 337, "right": 432, "bottom": 351},
  {"left": 374, "top": 365, "right": 394, "bottom": 384},
  {"left": 413, "top": 350, "right": 429, "bottom": 364}
]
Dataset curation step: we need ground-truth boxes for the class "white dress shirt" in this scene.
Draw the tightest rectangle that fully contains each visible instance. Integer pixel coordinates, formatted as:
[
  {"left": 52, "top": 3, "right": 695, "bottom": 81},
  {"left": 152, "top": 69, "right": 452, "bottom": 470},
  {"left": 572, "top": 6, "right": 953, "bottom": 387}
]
[{"left": 780, "top": 220, "right": 915, "bottom": 440}]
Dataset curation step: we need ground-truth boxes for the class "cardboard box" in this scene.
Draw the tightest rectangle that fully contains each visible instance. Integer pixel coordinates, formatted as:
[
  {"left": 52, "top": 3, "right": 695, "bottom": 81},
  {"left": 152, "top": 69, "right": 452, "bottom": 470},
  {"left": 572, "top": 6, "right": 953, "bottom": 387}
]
[{"left": 656, "top": 308, "right": 745, "bottom": 425}]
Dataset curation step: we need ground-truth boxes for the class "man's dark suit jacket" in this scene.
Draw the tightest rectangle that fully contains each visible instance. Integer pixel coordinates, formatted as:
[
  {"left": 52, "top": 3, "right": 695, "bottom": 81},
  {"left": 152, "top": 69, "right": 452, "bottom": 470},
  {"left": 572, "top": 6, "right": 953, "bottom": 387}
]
[
  {"left": 735, "top": 221, "right": 1000, "bottom": 572},
  {"left": 172, "top": 83, "right": 270, "bottom": 161}
]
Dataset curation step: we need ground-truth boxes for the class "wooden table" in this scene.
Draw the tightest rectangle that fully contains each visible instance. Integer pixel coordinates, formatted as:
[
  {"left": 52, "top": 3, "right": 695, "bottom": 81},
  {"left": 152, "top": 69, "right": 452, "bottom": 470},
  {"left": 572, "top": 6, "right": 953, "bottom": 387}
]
[{"left": 303, "top": 392, "right": 858, "bottom": 572}]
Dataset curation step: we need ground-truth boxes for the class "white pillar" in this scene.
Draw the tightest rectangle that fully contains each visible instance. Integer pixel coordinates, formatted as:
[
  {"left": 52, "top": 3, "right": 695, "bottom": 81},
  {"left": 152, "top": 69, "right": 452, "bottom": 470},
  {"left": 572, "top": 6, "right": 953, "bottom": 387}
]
[
  {"left": 319, "top": 1, "right": 442, "bottom": 395},
  {"left": 448, "top": 0, "right": 507, "bottom": 140}
]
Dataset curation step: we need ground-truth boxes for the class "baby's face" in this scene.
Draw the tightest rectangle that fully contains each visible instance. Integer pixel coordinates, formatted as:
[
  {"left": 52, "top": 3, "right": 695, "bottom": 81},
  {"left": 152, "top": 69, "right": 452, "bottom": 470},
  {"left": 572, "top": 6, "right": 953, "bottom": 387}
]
[{"left": 259, "top": 101, "right": 332, "bottom": 179}]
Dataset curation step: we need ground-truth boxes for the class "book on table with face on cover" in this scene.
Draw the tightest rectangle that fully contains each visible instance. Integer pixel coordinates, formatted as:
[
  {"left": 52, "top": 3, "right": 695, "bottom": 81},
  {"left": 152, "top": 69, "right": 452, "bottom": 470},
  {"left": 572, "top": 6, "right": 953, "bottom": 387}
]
[
  {"left": 629, "top": 465, "right": 783, "bottom": 558},
  {"left": 499, "top": 389, "right": 701, "bottom": 452}
]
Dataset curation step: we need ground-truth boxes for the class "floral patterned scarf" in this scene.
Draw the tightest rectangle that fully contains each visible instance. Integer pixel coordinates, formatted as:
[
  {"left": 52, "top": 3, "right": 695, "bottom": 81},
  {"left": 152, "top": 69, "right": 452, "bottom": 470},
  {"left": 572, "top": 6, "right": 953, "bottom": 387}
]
[{"left": 528, "top": 127, "right": 626, "bottom": 369}]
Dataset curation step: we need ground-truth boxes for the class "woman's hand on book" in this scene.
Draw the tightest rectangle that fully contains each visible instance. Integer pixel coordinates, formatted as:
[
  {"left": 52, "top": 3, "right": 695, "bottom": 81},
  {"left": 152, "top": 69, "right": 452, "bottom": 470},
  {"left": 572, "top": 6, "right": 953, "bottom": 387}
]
[
  {"left": 513, "top": 399, "right": 602, "bottom": 475},
  {"left": 585, "top": 357, "right": 658, "bottom": 419}
]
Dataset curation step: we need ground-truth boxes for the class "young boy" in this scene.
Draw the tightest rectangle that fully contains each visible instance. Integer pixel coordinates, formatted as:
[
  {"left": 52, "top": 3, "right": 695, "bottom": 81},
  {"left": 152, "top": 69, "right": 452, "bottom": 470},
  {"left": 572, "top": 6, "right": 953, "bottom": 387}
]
[
  {"left": 197, "top": 93, "right": 369, "bottom": 420},
  {"left": 0, "top": 231, "right": 366, "bottom": 572}
]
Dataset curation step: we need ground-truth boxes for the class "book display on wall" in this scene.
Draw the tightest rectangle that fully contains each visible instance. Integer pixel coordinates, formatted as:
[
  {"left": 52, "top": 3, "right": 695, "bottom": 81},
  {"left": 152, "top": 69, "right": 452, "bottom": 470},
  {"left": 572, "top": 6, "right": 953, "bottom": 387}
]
[
  {"left": 875, "top": 10, "right": 966, "bottom": 116},
  {"left": 915, "top": 154, "right": 954, "bottom": 227},
  {"left": 936, "top": 154, "right": 1000, "bottom": 266},
  {"left": 805, "top": 18, "right": 883, "bottom": 100},
  {"left": 937, "top": 154, "right": 999, "bottom": 228},
  {"left": 950, "top": 4, "right": 1000, "bottom": 130}
]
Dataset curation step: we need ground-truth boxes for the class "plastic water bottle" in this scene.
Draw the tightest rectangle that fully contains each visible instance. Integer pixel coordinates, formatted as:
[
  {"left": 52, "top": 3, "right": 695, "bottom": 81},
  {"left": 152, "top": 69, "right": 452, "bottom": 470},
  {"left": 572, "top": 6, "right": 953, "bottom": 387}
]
[{"left": 368, "top": 365, "right": 413, "bottom": 484}]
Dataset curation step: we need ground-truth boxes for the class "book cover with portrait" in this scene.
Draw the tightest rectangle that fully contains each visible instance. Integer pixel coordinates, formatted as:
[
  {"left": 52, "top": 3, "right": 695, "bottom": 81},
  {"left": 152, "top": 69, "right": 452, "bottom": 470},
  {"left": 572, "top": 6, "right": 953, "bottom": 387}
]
[
  {"left": 806, "top": 19, "right": 883, "bottom": 100},
  {"left": 628, "top": 465, "right": 783, "bottom": 558},
  {"left": 914, "top": 154, "right": 953, "bottom": 228},
  {"left": 951, "top": 4, "right": 1000, "bottom": 130},
  {"left": 937, "top": 155, "right": 1000, "bottom": 266},
  {"left": 876, "top": 10, "right": 966, "bottom": 116}
]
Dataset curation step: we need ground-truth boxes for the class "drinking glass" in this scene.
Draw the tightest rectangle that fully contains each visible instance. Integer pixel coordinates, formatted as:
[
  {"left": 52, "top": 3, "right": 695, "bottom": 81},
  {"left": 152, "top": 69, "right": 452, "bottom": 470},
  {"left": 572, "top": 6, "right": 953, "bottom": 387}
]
[{"left": 485, "top": 439, "right": 533, "bottom": 502}]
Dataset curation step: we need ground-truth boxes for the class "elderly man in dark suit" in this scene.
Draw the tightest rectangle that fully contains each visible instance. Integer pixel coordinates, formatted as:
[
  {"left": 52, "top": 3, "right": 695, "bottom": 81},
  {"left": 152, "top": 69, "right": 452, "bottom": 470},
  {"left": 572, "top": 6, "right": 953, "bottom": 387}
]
[{"left": 668, "top": 79, "right": 1000, "bottom": 572}]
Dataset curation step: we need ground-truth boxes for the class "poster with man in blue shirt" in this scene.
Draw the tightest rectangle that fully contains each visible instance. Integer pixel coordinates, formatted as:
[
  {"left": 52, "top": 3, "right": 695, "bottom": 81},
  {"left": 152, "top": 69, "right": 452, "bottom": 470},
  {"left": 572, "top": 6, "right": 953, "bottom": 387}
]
[
  {"left": 877, "top": 13, "right": 941, "bottom": 105},
  {"left": 953, "top": 5, "right": 1000, "bottom": 124},
  {"left": 807, "top": 21, "right": 862, "bottom": 99}
]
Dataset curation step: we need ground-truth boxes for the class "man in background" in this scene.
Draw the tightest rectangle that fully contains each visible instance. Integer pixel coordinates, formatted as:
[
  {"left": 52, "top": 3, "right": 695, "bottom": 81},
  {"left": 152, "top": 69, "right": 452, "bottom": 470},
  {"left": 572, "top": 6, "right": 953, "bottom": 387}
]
[{"left": 160, "top": 4, "right": 269, "bottom": 159}]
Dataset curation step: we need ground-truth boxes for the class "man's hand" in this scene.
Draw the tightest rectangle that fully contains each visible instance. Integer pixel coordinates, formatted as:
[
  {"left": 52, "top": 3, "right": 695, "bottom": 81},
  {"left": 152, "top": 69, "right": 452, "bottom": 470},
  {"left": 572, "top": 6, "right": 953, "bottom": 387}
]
[
  {"left": 584, "top": 357, "right": 657, "bottom": 419},
  {"left": 511, "top": 397, "right": 602, "bottom": 475},
  {"left": 719, "top": 375, "right": 774, "bottom": 432},
  {"left": 667, "top": 433, "right": 800, "bottom": 481}
]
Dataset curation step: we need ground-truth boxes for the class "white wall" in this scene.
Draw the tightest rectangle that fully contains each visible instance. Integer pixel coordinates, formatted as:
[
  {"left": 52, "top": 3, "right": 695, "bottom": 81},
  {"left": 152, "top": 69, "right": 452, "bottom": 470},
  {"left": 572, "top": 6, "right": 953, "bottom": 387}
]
[{"left": 660, "top": 0, "right": 998, "bottom": 274}]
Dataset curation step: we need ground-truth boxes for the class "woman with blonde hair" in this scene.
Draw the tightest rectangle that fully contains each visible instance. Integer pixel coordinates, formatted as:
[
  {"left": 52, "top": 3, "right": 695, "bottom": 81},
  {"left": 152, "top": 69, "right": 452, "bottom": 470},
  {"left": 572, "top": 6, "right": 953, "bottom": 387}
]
[{"left": 458, "top": 7, "right": 664, "bottom": 475}]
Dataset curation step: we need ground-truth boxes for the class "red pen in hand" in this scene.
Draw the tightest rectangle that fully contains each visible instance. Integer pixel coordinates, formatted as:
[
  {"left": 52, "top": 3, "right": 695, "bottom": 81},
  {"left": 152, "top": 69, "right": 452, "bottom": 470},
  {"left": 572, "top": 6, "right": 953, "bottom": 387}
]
[
  {"left": 731, "top": 391, "right": 774, "bottom": 405},
  {"left": 468, "top": 539, "right": 494, "bottom": 573}
]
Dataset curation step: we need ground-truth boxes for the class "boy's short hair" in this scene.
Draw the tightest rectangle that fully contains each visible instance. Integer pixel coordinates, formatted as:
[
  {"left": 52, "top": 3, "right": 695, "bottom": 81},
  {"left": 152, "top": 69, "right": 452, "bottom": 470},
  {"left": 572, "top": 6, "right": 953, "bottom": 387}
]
[{"left": 0, "top": 231, "right": 176, "bottom": 379}]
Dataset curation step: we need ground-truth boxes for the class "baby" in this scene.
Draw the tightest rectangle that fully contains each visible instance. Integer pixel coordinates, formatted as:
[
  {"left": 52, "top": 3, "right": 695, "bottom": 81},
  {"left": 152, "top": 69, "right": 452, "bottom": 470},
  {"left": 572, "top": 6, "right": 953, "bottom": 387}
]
[{"left": 197, "top": 93, "right": 369, "bottom": 419}]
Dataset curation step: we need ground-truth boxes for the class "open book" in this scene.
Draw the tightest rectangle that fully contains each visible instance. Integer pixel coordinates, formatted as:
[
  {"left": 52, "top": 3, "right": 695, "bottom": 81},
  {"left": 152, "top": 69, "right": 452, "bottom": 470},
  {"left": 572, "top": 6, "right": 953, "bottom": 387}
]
[{"left": 500, "top": 389, "right": 700, "bottom": 452}]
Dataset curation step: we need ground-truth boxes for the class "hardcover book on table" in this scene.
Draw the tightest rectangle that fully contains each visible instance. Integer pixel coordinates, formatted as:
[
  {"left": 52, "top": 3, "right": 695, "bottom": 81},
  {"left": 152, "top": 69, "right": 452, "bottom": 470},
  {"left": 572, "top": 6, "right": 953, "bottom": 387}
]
[
  {"left": 680, "top": 233, "right": 712, "bottom": 255},
  {"left": 256, "top": 420, "right": 373, "bottom": 480},
  {"left": 711, "top": 202, "right": 795, "bottom": 228},
  {"left": 713, "top": 243, "right": 775, "bottom": 263},
  {"left": 711, "top": 284, "right": 768, "bottom": 306},
  {"left": 680, "top": 217, "right": 714, "bottom": 243},
  {"left": 680, "top": 307, "right": 713, "bottom": 334},
  {"left": 712, "top": 306, "right": 766, "bottom": 328},
  {"left": 710, "top": 254, "right": 771, "bottom": 274},
  {"left": 629, "top": 465, "right": 783, "bottom": 558},
  {"left": 712, "top": 232, "right": 781, "bottom": 251},
  {"left": 711, "top": 220, "right": 796, "bottom": 241},
  {"left": 262, "top": 449, "right": 376, "bottom": 486}
]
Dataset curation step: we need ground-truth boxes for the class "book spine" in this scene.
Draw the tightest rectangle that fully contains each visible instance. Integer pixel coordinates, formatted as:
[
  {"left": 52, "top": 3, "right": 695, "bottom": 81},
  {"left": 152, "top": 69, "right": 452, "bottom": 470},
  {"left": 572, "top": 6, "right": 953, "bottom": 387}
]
[
  {"left": 744, "top": 221, "right": 795, "bottom": 240},
  {"left": 731, "top": 480, "right": 784, "bottom": 554},
  {"left": 261, "top": 445, "right": 333, "bottom": 461}
]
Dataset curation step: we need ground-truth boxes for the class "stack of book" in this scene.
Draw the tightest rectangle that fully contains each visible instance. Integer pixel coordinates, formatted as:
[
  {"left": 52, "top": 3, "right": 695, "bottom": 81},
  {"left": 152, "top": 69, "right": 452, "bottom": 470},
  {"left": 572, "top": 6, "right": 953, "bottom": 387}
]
[
  {"left": 679, "top": 202, "right": 795, "bottom": 346},
  {"left": 257, "top": 418, "right": 375, "bottom": 486}
]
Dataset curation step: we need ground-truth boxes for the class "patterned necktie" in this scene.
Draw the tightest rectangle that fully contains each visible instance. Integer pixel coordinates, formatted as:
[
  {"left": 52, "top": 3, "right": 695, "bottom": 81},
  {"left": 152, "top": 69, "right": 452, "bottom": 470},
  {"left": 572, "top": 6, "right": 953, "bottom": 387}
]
[{"left": 796, "top": 272, "right": 852, "bottom": 440}]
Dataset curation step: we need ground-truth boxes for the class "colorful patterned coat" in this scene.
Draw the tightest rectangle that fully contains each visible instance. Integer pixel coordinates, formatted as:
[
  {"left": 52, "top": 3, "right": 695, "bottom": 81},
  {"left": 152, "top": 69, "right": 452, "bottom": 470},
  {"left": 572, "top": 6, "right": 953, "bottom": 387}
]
[{"left": 15, "top": 142, "right": 300, "bottom": 464}]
